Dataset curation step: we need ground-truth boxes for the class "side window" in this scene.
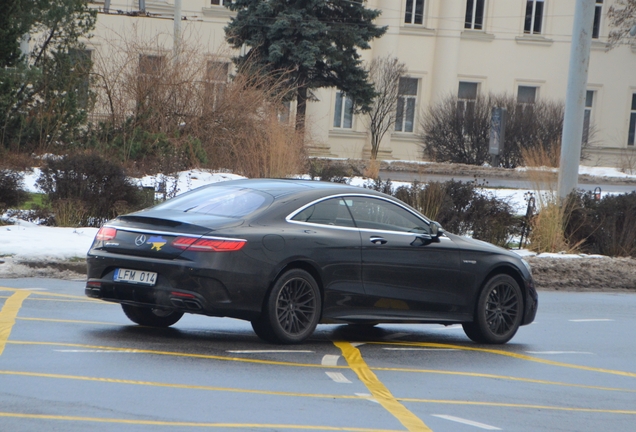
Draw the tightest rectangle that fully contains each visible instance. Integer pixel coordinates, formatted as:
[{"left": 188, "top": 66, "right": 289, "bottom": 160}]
[
  {"left": 292, "top": 198, "right": 355, "bottom": 227},
  {"left": 629, "top": 94, "right": 636, "bottom": 146},
  {"left": 345, "top": 197, "right": 428, "bottom": 233}
]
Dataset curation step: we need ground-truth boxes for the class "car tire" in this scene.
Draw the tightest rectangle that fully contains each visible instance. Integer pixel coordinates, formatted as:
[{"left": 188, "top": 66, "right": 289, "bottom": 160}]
[
  {"left": 121, "top": 304, "right": 183, "bottom": 327},
  {"left": 462, "top": 274, "right": 523, "bottom": 344},
  {"left": 252, "top": 269, "right": 321, "bottom": 344}
]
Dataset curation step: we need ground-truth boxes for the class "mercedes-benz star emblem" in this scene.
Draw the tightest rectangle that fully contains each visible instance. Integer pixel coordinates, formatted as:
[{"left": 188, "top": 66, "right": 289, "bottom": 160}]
[{"left": 134, "top": 234, "right": 147, "bottom": 247}]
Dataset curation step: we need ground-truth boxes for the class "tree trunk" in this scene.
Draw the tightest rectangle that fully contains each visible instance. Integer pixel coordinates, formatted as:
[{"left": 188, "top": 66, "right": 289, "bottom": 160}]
[{"left": 295, "top": 85, "right": 307, "bottom": 132}]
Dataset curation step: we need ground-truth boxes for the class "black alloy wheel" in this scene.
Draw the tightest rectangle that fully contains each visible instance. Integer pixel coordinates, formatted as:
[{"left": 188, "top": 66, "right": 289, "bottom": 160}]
[
  {"left": 121, "top": 304, "right": 184, "bottom": 327},
  {"left": 463, "top": 274, "right": 523, "bottom": 344},
  {"left": 251, "top": 269, "right": 321, "bottom": 344}
]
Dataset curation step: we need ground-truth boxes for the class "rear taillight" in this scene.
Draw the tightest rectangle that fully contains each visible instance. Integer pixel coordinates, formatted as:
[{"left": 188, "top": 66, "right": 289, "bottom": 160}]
[
  {"left": 96, "top": 227, "right": 117, "bottom": 241},
  {"left": 172, "top": 237, "right": 246, "bottom": 252}
]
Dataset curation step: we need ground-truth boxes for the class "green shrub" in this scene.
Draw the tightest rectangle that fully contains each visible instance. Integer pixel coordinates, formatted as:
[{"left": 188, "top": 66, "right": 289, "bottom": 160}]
[
  {"left": 0, "top": 169, "right": 29, "bottom": 211},
  {"left": 36, "top": 153, "right": 144, "bottom": 226}
]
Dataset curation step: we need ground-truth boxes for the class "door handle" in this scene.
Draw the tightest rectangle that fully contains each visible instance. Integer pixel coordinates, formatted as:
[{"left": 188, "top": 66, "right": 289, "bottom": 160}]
[{"left": 370, "top": 236, "right": 387, "bottom": 245}]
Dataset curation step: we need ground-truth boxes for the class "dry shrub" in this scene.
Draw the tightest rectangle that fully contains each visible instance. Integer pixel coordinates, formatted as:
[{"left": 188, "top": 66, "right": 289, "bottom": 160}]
[
  {"left": 363, "top": 159, "right": 380, "bottom": 179},
  {"left": 521, "top": 140, "right": 560, "bottom": 168},
  {"left": 529, "top": 198, "right": 570, "bottom": 253},
  {"left": 53, "top": 199, "right": 87, "bottom": 227},
  {"left": 201, "top": 70, "right": 306, "bottom": 178},
  {"left": 89, "top": 28, "right": 305, "bottom": 177}
]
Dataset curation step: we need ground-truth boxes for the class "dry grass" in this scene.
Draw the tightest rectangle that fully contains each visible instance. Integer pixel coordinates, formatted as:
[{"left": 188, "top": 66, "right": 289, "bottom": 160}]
[
  {"left": 420, "top": 182, "right": 446, "bottom": 222},
  {"left": 90, "top": 27, "right": 306, "bottom": 178},
  {"left": 363, "top": 159, "right": 380, "bottom": 179}
]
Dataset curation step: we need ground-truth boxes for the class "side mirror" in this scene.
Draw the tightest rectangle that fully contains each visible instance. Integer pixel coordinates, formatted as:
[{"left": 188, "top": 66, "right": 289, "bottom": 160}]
[{"left": 430, "top": 221, "right": 444, "bottom": 239}]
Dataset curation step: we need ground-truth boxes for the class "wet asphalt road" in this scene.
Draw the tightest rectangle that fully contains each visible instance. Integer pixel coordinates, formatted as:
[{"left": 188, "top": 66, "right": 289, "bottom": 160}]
[{"left": 1, "top": 278, "right": 635, "bottom": 432}]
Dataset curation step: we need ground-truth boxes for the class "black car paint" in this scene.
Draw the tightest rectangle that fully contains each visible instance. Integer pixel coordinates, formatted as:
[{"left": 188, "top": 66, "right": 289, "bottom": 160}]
[{"left": 86, "top": 179, "right": 537, "bottom": 329}]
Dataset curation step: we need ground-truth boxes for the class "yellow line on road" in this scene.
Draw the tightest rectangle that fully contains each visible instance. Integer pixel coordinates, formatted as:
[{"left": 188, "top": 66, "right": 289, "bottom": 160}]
[
  {"left": 0, "top": 287, "right": 104, "bottom": 302},
  {"left": 7, "top": 339, "right": 635, "bottom": 393},
  {"left": 335, "top": 341, "right": 431, "bottom": 432},
  {"left": 371, "top": 341, "right": 636, "bottom": 378},
  {"left": 0, "top": 291, "right": 30, "bottom": 356},
  {"left": 0, "top": 369, "right": 362, "bottom": 400},
  {"left": 2, "top": 369, "right": 634, "bottom": 418},
  {"left": 397, "top": 398, "right": 636, "bottom": 415},
  {"left": 0, "top": 413, "right": 401, "bottom": 431},
  {"left": 16, "top": 317, "right": 120, "bottom": 326},
  {"left": 8, "top": 340, "right": 350, "bottom": 369}
]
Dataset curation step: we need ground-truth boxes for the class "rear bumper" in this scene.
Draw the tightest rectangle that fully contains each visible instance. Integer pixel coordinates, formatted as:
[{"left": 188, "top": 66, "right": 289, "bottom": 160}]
[{"left": 85, "top": 252, "right": 266, "bottom": 321}]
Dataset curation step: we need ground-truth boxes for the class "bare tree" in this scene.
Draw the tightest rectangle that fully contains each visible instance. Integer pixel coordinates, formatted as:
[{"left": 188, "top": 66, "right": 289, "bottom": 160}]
[
  {"left": 608, "top": 0, "right": 636, "bottom": 47},
  {"left": 364, "top": 56, "right": 407, "bottom": 160}
]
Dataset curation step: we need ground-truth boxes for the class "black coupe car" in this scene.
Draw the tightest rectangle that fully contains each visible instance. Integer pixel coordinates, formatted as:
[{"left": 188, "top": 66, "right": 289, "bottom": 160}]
[{"left": 86, "top": 178, "right": 537, "bottom": 344}]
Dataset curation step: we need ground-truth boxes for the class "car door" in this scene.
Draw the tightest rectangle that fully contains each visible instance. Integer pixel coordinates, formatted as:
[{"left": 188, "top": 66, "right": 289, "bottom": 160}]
[
  {"left": 344, "top": 196, "right": 462, "bottom": 319},
  {"left": 287, "top": 197, "right": 364, "bottom": 320}
]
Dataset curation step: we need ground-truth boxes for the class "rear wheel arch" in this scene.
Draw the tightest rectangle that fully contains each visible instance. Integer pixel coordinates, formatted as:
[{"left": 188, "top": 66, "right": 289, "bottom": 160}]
[{"left": 269, "top": 261, "right": 324, "bottom": 315}]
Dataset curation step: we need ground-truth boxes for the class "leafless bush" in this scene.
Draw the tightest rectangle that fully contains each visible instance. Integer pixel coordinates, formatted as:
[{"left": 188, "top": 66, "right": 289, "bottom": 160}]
[
  {"left": 420, "top": 94, "right": 570, "bottom": 169},
  {"left": 364, "top": 56, "right": 407, "bottom": 160}
]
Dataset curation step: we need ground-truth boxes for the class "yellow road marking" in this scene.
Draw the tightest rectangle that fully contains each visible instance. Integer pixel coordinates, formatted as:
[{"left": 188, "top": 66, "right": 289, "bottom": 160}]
[
  {"left": 7, "top": 339, "right": 636, "bottom": 394},
  {"left": 0, "top": 287, "right": 104, "bottom": 302},
  {"left": 335, "top": 341, "right": 431, "bottom": 432},
  {"left": 8, "top": 340, "right": 349, "bottom": 369},
  {"left": 0, "top": 413, "right": 401, "bottom": 431},
  {"left": 17, "top": 317, "right": 120, "bottom": 326},
  {"left": 0, "top": 291, "right": 30, "bottom": 356},
  {"left": 2, "top": 369, "right": 635, "bottom": 417},
  {"left": 397, "top": 398, "right": 636, "bottom": 415},
  {"left": 371, "top": 341, "right": 636, "bottom": 378},
  {"left": 0, "top": 369, "right": 362, "bottom": 400}
]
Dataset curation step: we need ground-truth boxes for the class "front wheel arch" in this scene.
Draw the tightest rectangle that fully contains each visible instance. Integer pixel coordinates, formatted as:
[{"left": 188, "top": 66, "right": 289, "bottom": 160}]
[{"left": 475, "top": 265, "right": 527, "bottom": 322}]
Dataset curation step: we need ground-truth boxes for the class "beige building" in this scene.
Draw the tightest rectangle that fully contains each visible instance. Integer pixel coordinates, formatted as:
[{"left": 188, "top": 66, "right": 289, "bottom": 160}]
[{"left": 88, "top": 0, "right": 636, "bottom": 168}]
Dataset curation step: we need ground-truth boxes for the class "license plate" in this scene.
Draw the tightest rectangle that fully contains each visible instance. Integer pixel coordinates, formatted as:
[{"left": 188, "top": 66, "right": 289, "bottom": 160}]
[{"left": 114, "top": 268, "right": 157, "bottom": 286}]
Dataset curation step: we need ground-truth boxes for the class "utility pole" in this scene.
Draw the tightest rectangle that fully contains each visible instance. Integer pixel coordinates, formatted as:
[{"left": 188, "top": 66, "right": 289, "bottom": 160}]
[
  {"left": 557, "top": 0, "right": 595, "bottom": 200},
  {"left": 174, "top": 0, "right": 182, "bottom": 62}
]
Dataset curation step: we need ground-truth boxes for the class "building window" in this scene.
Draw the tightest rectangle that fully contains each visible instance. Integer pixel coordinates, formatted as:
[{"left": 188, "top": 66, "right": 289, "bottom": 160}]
[
  {"left": 517, "top": 85, "right": 537, "bottom": 104},
  {"left": 69, "top": 49, "right": 91, "bottom": 109},
  {"left": 583, "top": 90, "right": 594, "bottom": 146},
  {"left": 395, "top": 77, "right": 418, "bottom": 133},
  {"left": 457, "top": 82, "right": 479, "bottom": 119},
  {"left": 210, "top": 0, "right": 225, "bottom": 5},
  {"left": 138, "top": 54, "right": 165, "bottom": 104},
  {"left": 139, "top": 54, "right": 164, "bottom": 76},
  {"left": 205, "top": 61, "right": 229, "bottom": 109},
  {"left": 629, "top": 94, "right": 636, "bottom": 146},
  {"left": 278, "top": 100, "right": 291, "bottom": 124},
  {"left": 524, "top": 0, "right": 544, "bottom": 35},
  {"left": 592, "top": 0, "right": 603, "bottom": 39},
  {"left": 334, "top": 91, "right": 353, "bottom": 129},
  {"left": 405, "top": 0, "right": 424, "bottom": 25},
  {"left": 517, "top": 85, "right": 537, "bottom": 115},
  {"left": 465, "top": 0, "right": 485, "bottom": 30}
]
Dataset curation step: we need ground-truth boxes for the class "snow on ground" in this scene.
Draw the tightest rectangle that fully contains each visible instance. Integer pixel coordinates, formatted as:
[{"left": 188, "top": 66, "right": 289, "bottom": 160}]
[
  {"left": 0, "top": 220, "right": 98, "bottom": 260},
  {"left": 1, "top": 164, "right": 633, "bottom": 278}
]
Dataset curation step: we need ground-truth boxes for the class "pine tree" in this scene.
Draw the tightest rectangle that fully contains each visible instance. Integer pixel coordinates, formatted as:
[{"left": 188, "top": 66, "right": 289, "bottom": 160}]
[
  {"left": 224, "top": 0, "right": 386, "bottom": 130},
  {"left": 0, "top": 0, "right": 96, "bottom": 152}
]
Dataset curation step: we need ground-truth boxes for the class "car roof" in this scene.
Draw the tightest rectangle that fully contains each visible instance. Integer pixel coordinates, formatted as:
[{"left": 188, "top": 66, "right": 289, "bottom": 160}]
[{"left": 209, "top": 178, "right": 386, "bottom": 199}]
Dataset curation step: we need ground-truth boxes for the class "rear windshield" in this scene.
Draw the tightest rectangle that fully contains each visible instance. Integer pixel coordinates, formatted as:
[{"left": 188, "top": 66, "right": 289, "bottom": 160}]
[{"left": 153, "top": 186, "right": 273, "bottom": 218}]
